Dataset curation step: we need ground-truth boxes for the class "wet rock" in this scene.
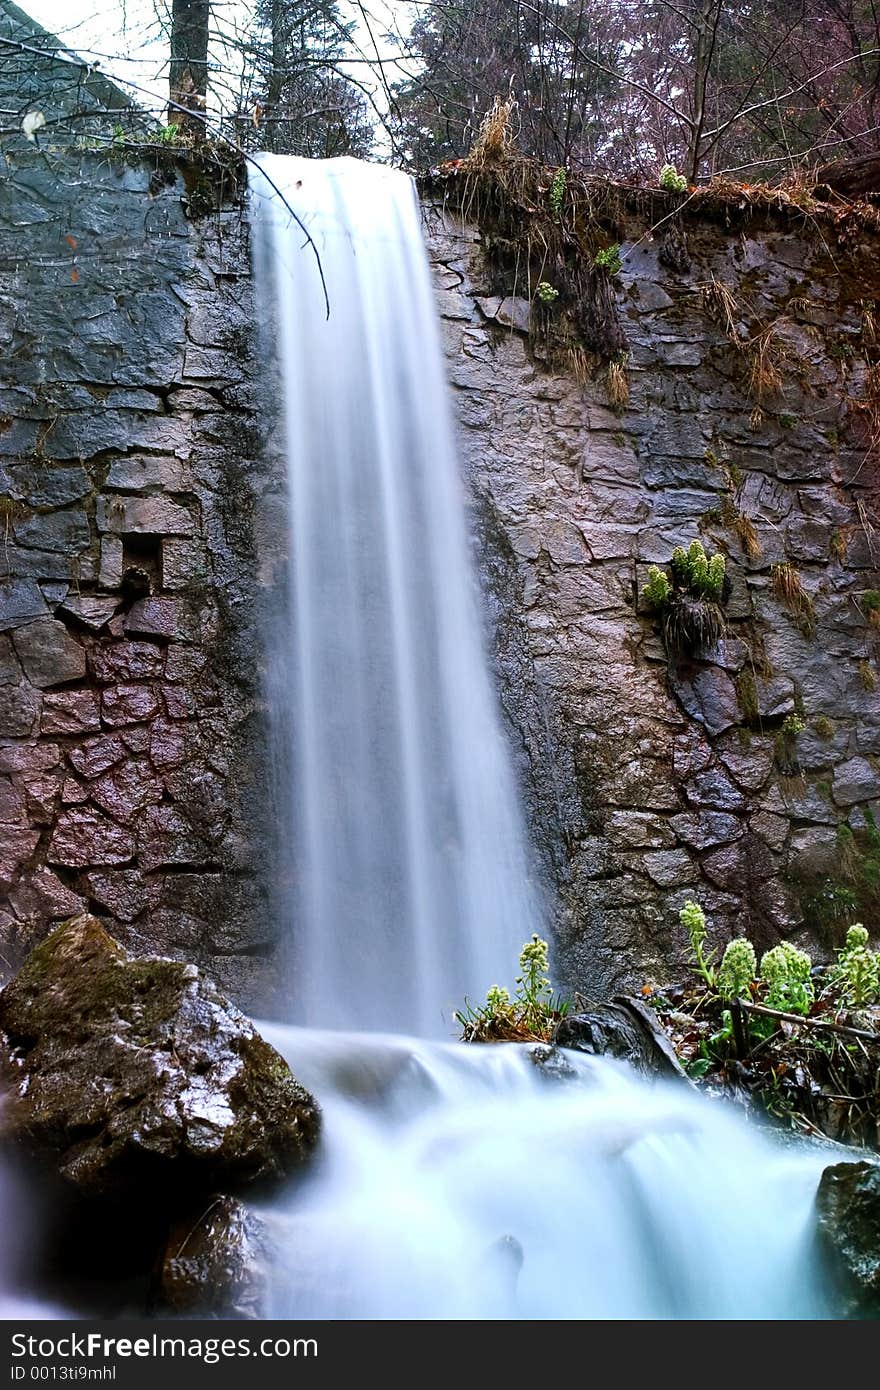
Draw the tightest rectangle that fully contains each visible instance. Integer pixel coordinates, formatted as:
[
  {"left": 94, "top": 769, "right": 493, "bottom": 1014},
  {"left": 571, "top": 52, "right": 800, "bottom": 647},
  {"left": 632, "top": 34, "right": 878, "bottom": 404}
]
[
  {"left": 159, "top": 1196, "right": 273, "bottom": 1316},
  {"left": 41, "top": 690, "right": 101, "bottom": 735},
  {"left": 68, "top": 735, "right": 127, "bottom": 779},
  {"left": 0, "top": 827, "right": 40, "bottom": 886},
  {"left": 14, "top": 508, "right": 90, "bottom": 554},
  {"left": 528, "top": 1044, "right": 578, "bottom": 1082},
  {"left": 0, "top": 679, "right": 41, "bottom": 736},
  {"left": 0, "top": 578, "right": 48, "bottom": 631},
  {"left": 670, "top": 667, "right": 741, "bottom": 735},
  {"left": 0, "top": 633, "right": 20, "bottom": 684},
  {"left": 642, "top": 849, "right": 698, "bottom": 887},
  {"left": 669, "top": 811, "right": 742, "bottom": 850},
  {"left": 89, "top": 759, "right": 164, "bottom": 823},
  {"left": 123, "top": 598, "right": 181, "bottom": 642},
  {"left": 0, "top": 916, "right": 320, "bottom": 1202},
  {"left": 554, "top": 998, "right": 687, "bottom": 1081},
  {"left": 684, "top": 766, "right": 747, "bottom": 812},
  {"left": 815, "top": 1160, "right": 880, "bottom": 1317},
  {"left": 47, "top": 807, "right": 135, "bottom": 867},
  {"left": 90, "top": 641, "right": 165, "bottom": 683},
  {"left": 100, "top": 684, "right": 160, "bottom": 727},
  {"left": 57, "top": 596, "right": 119, "bottom": 632},
  {"left": 11, "top": 619, "right": 86, "bottom": 688},
  {"left": 833, "top": 757, "right": 880, "bottom": 808}
]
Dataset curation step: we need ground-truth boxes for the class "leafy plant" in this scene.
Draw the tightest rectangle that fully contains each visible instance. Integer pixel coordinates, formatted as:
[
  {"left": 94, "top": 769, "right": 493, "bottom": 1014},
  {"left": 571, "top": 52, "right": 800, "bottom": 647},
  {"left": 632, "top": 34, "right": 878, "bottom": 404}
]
[
  {"left": 829, "top": 924, "right": 880, "bottom": 1007},
  {"left": 535, "top": 280, "right": 559, "bottom": 305},
  {"left": 717, "top": 938, "right": 757, "bottom": 1000},
  {"left": 593, "top": 243, "right": 622, "bottom": 275},
  {"left": 456, "top": 934, "right": 570, "bottom": 1043},
  {"left": 781, "top": 713, "right": 805, "bottom": 736},
  {"left": 759, "top": 942, "right": 814, "bottom": 1015},
  {"left": 549, "top": 166, "right": 567, "bottom": 220},
  {"left": 681, "top": 900, "right": 716, "bottom": 988},
  {"left": 659, "top": 164, "right": 688, "bottom": 193},
  {"left": 642, "top": 540, "right": 727, "bottom": 654}
]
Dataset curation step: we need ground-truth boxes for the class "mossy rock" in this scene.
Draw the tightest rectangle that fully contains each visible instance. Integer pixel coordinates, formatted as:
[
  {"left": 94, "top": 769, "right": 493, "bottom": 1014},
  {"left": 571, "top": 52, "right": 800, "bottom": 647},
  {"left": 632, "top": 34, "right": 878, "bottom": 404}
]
[{"left": 0, "top": 915, "right": 320, "bottom": 1202}]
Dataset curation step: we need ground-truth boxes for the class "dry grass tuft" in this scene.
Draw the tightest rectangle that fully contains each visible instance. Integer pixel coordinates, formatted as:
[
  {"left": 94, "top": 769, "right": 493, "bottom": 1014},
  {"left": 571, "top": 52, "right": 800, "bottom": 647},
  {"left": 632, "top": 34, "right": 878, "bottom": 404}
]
[
  {"left": 701, "top": 277, "right": 740, "bottom": 343},
  {"left": 771, "top": 562, "right": 815, "bottom": 632},
  {"left": 463, "top": 96, "right": 518, "bottom": 170},
  {"left": 745, "top": 325, "right": 785, "bottom": 399},
  {"left": 607, "top": 357, "right": 629, "bottom": 408},
  {"left": 860, "top": 659, "right": 877, "bottom": 692}
]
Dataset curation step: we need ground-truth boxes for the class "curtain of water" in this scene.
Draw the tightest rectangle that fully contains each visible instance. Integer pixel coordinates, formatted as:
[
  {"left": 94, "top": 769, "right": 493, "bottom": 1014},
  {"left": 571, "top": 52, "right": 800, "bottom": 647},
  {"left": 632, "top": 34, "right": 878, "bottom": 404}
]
[
  {"left": 248, "top": 156, "right": 832, "bottom": 1322},
  {"left": 250, "top": 155, "right": 541, "bottom": 1034}
]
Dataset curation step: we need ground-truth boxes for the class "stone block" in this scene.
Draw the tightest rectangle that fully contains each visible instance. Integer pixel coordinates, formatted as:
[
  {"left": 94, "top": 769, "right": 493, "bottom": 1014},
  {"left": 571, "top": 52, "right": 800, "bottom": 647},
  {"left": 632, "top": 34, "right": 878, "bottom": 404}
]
[
  {"left": 833, "top": 756, "right": 880, "bottom": 808},
  {"left": 11, "top": 619, "right": 86, "bottom": 688},
  {"left": 123, "top": 597, "right": 180, "bottom": 641},
  {"left": 96, "top": 495, "right": 194, "bottom": 537},
  {"left": 0, "top": 578, "right": 47, "bottom": 632},
  {"left": 89, "top": 641, "right": 165, "bottom": 683},
  {"left": 41, "top": 689, "right": 101, "bottom": 735},
  {"left": 58, "top": 596, "right": 120, "bottom": 631},
  {"left": 0, "top": 679, "right": 42, "bottom": 736},
  {"left": 47, "top": 808, "right": 135, "bottom": 868},
  {"left": 100, "top": 684, "right": 160, "bottom": 727}
]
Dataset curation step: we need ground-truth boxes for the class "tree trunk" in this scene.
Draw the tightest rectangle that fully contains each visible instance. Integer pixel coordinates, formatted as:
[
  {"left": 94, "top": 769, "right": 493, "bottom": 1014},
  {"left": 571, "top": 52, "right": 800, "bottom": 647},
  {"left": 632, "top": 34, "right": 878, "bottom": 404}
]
[
  {"left": 169, "top": 0, "right": 210, "bottom": 135},
  {"left": 815, "top": 151, "right": 880, "bottom": 198}
]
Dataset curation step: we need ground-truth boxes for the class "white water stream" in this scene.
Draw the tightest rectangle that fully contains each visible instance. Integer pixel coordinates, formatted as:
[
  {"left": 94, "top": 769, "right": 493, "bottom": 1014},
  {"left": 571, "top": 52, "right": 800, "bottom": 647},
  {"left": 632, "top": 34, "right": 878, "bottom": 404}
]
[{"left": 217, "top": 154, "right": 833, "bottom": 1320}]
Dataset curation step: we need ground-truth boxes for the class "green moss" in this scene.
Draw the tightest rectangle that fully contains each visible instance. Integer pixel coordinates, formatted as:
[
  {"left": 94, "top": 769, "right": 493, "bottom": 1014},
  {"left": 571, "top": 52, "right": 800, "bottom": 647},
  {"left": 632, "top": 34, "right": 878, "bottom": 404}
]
[{"left": 735, "top": 670, "right": 759, "bottom": 722}]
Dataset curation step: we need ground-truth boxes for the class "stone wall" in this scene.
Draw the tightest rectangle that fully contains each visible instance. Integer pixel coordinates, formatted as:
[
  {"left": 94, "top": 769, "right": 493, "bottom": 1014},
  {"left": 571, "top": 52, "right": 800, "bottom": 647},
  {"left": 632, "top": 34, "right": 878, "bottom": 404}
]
[
  {"left": 0, "top": 146, "right": 277, "bottom": 1009},
  {"left": 425, "top": 199, "right": 880, "bottom": 995},
  {"left": 3, "top": 138, "right": 880, "bottom": 1011}
]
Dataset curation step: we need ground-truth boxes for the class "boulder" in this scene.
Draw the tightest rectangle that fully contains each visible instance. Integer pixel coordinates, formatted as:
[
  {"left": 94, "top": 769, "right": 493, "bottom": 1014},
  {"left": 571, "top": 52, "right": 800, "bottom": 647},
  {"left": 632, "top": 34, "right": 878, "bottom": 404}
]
[
  {"left": 0, "top": 915, "right": 320, "bottom": 1202},
  {"left": 159, "top": 1196, "right": 273, "bottom": 1317},
  {"left": 553, "top": 997, "right": 688, "bottom": 1081},
  {"left": 815, "top": 1160, "right": 880, "bottom": 1317}
]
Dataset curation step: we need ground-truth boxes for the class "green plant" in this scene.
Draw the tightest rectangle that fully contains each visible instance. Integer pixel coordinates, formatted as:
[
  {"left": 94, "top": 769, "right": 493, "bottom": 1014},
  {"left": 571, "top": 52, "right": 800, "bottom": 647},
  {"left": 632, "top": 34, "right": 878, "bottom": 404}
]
[
  {"left": 716, "top": 938, "right": 757, "bottom": 1000},
  {"left": 859, "top": 659, "right": 876, "bottom": 692},
  {"left": 782, "top": 713, "right": 805, "bottom": 736},
  {"left": 155, "top": 122, "right": 185, "bottom": 146},
  {"left": 593, "top": 243, "right": 622, "bottom": 275},
  {"left": 735, "top": 670, "right": 759, "bottom": 722},
  {"left": 535, "top": 280, "right": 559, "bottom": 306},
  {"left": 829, "top": 924, "right": 880, "bottom": 1007},
  {"left": 814, "top": 715, "right": 834, "bottom": 740},
  {"left": 760, "top": 942, "right": 814, "bottom": 1015},
  {"left": 680, "top": 900, "right": 716, "bottom": 989},
  {"left": 642, "top": 540, "right": 727, "bottom": 653},
  {"left": 643, "top": 565, "right": 671, "bottom": 607},
  {"left": 659, "top": 163, "right": 687, "bottom": 193},
  {"left": 549, "top": 166, "right": 566, "bottom": 220},
  {"left": 456, "top": 934, "right": 570, "bottom": 1042}
]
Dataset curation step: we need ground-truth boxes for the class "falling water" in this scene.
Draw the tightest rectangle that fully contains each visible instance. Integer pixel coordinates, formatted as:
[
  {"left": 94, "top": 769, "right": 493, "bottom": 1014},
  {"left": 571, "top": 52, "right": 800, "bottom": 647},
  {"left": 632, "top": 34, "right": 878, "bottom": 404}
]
[
  {"left": 249, "top": 155, "right": 540, "bottom": 1034},
  {"left": 249, "top": 156, "right": 834, "bottom": 1320},
  {"left": 259, "top": 1026, "right": 829, "bottom": 1320}
]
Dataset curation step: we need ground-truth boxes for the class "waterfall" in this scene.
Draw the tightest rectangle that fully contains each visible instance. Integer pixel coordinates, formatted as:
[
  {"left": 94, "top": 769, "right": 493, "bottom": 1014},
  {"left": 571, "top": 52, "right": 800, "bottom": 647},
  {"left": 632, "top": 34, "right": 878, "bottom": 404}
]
[
  {"left": 249, "top": 155, "right": 541, "bottom": 1034},
  {"left": 248, "top": 156, "right": 833, "bottom": 1321},
  {"left": 259, "top": 1025, "right": 829, "bottom": 1320}
]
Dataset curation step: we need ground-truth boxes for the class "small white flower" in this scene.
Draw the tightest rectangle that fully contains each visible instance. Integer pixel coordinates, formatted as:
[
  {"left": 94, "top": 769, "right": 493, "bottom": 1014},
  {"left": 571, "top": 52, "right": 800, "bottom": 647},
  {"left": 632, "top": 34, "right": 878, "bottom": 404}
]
[{"left": 22, "top": 111, "right": 46, "bottom": 142}]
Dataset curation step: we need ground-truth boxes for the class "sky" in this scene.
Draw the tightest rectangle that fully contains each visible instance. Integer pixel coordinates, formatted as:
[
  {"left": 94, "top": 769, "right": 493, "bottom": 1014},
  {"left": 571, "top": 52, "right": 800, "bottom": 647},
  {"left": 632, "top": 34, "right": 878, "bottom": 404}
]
[{"left": 22, "top": 1, "right": 415, "bottom": 121}]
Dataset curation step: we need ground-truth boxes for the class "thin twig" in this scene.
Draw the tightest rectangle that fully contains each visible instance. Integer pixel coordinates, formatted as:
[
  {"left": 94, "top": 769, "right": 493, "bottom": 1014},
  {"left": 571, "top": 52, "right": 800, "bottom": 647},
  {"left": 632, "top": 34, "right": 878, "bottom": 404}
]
[{"left": 736, "top": 998, "right": 878, "bottom": 1042}]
